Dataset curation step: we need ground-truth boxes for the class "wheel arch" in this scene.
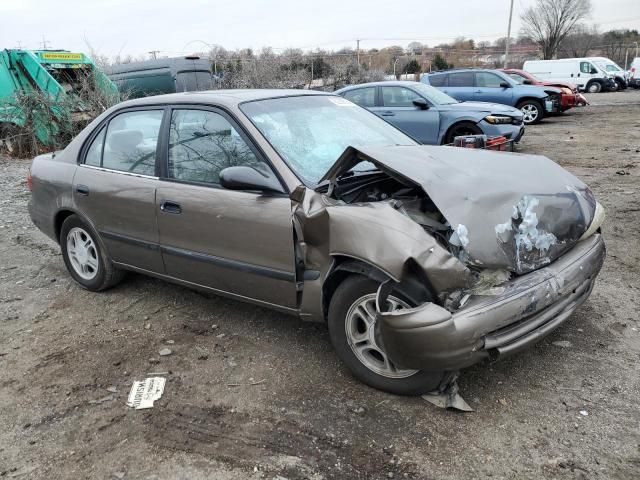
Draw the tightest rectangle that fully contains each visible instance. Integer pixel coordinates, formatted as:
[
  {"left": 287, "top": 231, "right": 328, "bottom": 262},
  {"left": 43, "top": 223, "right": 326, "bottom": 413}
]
[
  {"left": 441, "top": 119, "right": 482, "bottom": 145},
  {"left": 322, "top": 256, "right": 434, "bottom": 321}
]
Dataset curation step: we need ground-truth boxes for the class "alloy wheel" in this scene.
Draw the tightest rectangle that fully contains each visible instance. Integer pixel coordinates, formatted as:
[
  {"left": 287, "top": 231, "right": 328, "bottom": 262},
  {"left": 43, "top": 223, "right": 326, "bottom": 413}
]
[
  {"left": 520, "top": 103, "right": 539, "bottom": 124},
  {"left": 66, "top": 227, "right": 99, "bottom": 280},
  {"left": 344, "top": 293, "right": 418, "bottom": 379}
]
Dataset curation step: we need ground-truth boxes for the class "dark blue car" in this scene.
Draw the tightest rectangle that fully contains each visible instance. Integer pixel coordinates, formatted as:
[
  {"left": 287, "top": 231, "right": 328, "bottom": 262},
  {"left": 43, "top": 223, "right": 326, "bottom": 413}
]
[
  {"left": 422, "top": 69, "right": 562, "bottom": 125},
  {"left": 336, "top": 81, "right": 525, "bottom": 145}
]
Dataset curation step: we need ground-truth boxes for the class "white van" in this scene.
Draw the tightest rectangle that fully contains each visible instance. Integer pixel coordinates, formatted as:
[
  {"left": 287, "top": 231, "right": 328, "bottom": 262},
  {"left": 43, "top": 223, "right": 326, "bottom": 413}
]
[
  {"left": 523, "top": 58, "right": 615, "bottom": 93},
  {"left": 587, "top": 57, "right": 628, "bottom": 90},
  {"left": 630, "top": 57, "right": 640, "bottom": 89}
]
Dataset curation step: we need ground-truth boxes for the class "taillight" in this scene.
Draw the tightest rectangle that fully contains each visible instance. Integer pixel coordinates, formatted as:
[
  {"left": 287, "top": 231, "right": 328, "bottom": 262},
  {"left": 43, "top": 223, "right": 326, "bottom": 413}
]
[{"left": 27, "top": 168, "right": 33, "bottom": 191}]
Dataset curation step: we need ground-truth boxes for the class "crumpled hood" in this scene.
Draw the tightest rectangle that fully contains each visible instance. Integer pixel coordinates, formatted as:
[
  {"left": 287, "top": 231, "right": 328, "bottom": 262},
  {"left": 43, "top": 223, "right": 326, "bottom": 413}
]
[
  {"left": 320, "top": 145, "right": 598, "bottom": 274},
  {"left": 440, "top": 101, "right": 522, "bottom": 116}
]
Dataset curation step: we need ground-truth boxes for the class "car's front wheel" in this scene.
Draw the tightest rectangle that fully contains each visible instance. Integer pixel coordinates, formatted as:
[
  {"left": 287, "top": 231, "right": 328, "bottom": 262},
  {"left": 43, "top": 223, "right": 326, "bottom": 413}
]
[
  {"left": 586, "top": 81, "right": 602, "bottom": 93},
  {"left": 60, "top": 214, "right": 124, "bottom": 291},
  {"left": 443, "top": 121, "right": 483, "bottom": 145},
  {"left": 517, "top": 99, "right": 544, "bottom": 125},
  {"left": 328, "top": 275, "right": 444, "bottom": 395}
]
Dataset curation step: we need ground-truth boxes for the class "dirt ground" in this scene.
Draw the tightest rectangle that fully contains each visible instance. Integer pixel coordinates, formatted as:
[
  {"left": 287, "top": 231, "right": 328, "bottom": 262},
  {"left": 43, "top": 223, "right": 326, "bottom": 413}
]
[{"left": 1, "top": 89, "right": 639, "bottom": 480}]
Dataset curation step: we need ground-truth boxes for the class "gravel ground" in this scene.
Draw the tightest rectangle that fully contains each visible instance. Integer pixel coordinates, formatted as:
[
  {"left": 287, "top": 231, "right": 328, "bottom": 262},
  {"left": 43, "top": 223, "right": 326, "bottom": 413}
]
[{"left": 0, "top": 89, "right": 639, "bottom": 480}]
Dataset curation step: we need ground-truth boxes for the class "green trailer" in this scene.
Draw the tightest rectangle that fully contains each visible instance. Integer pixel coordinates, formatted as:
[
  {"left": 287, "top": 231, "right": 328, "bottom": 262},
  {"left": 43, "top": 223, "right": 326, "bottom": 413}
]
[{"left": 0, "top": 49, "right": 119, "bottom": 155}]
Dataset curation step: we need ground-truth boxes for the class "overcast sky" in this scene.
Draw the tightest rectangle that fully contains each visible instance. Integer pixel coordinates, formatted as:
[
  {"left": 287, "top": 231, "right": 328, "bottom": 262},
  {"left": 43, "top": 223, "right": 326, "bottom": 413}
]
[{"left": 1, "top": 0, "right": 639, "bottom": 58}]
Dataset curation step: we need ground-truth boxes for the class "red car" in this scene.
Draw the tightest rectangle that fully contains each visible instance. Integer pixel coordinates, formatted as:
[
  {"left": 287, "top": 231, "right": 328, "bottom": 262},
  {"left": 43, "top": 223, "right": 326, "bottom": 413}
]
[{"left": 500, "top": 69, "right": 588, "bottom": 112}]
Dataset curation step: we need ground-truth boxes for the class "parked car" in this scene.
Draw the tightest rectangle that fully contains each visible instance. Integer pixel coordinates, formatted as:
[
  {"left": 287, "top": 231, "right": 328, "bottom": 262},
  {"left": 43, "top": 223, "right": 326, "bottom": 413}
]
[
  {"left": 523, "top": 58, "right": 616, "bottom": 93},
  {"left": 500, "top": 68, "right": 588, "bottom": 111},
  {"left": 28, "top": 90, "right": 606, "bottom": 395},
  {"left": 335, "top": 81, "right": 525, "bottom": 145},
  {"left": 627, "top": 57, "right": 640, "bottom": 89},
  {"left": 587, "top": 57, "right": 628, "bottom": 90},
  {"left": 421, "top": 68, "right": 561, "bottom": 125}
]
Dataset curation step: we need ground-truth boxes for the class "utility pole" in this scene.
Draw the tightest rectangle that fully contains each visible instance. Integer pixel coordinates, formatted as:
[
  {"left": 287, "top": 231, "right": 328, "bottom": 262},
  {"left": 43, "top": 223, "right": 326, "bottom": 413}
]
[
  {"left": 41, "top": 36, "right": 50, "bottom": 50},
  {"left": 503, "top": 0, "right": 514, "bottom": 68},
  {"left": 356, "top": 39, "right": 360, "bottom": 66},
  {"left": 149, "top": 50, "right": 160, "bottom": 60}
]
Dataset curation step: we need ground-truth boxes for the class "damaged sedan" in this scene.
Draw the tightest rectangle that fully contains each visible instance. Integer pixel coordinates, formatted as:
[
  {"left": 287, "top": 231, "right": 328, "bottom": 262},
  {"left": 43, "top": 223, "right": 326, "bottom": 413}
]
[{"left": 28, "top": 90, "right": 606, "bottom": 395}]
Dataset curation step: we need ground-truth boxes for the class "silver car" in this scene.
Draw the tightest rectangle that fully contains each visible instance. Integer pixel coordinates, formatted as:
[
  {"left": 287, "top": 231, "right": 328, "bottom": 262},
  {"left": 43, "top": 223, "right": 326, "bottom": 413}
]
[{"left": 28, "top": 90, "right": 606, "bottom": 395}]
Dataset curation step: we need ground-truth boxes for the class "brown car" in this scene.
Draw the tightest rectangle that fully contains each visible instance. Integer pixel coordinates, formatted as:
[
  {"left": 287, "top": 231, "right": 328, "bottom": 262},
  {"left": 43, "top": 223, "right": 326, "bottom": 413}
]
[{"left": 28, "top": 90, "right": 606, "bottom": 395}]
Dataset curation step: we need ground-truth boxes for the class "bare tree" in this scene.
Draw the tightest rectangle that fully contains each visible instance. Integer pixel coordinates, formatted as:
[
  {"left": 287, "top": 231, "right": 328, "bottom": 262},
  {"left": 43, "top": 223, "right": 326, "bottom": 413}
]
[
  {"left": 521, "top": 0, "right": 592, "bottom": 59},
  {"left": 558, "top": 24, "right": 600, "bottom": 57}
]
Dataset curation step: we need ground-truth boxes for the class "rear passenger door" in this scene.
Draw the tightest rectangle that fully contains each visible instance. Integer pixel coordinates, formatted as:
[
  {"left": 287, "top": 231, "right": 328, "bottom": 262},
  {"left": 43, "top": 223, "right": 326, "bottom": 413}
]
[
  {"left": 474, "top": 71, "right": 514, "bottom": 105},
  {"left": 73, "top": 108, "right": 165, "bottom": 273},
  {"left": 155, "top": 107, "right": 297, "bottom": 309},
  {"left": 442, "top": 72, "right": 475, "bottom": 101},
  {"left": 370, "top": 86, "right": 440, "bottom": 144}
]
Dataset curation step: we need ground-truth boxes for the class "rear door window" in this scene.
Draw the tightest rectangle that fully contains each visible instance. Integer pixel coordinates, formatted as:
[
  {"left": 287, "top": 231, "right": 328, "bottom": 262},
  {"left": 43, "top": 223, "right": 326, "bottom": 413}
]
[
  {"left": 102, "top": 110, "right": 163, "bottom": 176},
  {"left": 448, "top": 72, "right": 474, "bottom": 87},
  {"left": 342, "top": 87, "right": 376, "bottom": 107}
]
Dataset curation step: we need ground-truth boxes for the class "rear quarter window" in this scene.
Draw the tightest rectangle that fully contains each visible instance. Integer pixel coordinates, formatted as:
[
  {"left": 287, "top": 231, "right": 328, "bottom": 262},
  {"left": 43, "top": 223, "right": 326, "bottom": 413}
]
[
  {"left": 428, "top": 74, "right": 447, "bottom": 87},
  {"left": 342, "top": 87, "right": 376, "bottom": 107}
]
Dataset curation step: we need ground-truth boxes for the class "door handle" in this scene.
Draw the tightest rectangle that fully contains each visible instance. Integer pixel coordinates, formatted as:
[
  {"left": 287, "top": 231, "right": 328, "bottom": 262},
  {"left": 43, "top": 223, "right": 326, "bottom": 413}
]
[
  {"left": 160, "top": 200, "right": 182, "bottom": 214},
  {"left": 474, "top": 90, "right": 482, "bottom": 93},
  {"left": 76, "top": 185, "right": 89, "bottom": 196},
  {"left": 380, "top": 111, "right": 395, "bottom": 116}
]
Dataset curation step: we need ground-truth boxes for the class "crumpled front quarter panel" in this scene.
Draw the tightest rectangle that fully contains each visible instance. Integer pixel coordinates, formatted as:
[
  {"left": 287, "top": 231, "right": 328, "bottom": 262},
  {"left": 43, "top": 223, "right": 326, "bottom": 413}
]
[{"left": 323, "top": 145, "right": 597, "bottom": 274}]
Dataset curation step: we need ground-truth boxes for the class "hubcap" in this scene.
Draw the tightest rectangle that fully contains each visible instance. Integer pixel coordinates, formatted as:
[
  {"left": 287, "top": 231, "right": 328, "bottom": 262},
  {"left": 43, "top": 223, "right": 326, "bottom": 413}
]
[
  {"left": 345, "top": 293, "right": 418, "bottom": 379},
  {"left": 520, "top": 104, "right": 539, "bottom": 123},
  {"left": 66, "top": 227, "right": 99, "bottom": 280}
]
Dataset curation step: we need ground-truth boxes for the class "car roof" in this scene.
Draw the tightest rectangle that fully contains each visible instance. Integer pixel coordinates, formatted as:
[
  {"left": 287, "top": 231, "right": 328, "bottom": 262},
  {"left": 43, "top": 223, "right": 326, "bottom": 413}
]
[
  {"left": 427, "top": 68, "right": 505, "bottom": 75},
  {"left": 337, "top": 80, "right": 422, "bottom": 92},
  {"left": 114, "top": 89, "right": 332, "bottom": 109}
]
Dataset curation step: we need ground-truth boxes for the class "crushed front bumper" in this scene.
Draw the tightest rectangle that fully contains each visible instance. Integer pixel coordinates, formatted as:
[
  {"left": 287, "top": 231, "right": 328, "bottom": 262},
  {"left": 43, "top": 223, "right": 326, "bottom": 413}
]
[{"left": 378, "top": 234, "right": 605, "bottom": 371}]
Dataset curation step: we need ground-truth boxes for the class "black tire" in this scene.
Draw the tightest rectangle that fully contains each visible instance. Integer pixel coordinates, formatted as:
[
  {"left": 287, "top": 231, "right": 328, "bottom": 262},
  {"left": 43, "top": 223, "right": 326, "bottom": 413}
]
[
  {"left": 443, "top": 121, "right": 483, "bottom": 145},
  {"left": 328, "top": 275, "right": 444, "bottom": 395},
  {"left": 586, "top": 81, "right": 602, "bottom": 93},
  {"left": 516, "top": 99, "right": 544, "bottom": 125},
  {"left": 60, "top": 214, "right": 124, "bottom": 291},
  {"left": 615, "top": 79, "right": 626, "bottom": 90}
]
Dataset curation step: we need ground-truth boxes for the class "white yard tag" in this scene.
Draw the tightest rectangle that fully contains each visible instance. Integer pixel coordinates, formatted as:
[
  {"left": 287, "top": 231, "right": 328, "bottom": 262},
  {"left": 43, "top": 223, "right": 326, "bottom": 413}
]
[{"left": 126, "top": 377, "right": 166, "bottom": 409}]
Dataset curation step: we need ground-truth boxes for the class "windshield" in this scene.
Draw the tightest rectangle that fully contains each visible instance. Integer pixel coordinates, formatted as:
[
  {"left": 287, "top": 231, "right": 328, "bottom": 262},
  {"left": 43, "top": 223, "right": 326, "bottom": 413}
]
[
  {"left": 598, "top": 62, "right": 620, "bottom": 72},
  {"left": 240, "top": 95, "right": 416, "bottom": 185},
  {"left": 408, "top": 83, "right": 458, "bottom": 105}
]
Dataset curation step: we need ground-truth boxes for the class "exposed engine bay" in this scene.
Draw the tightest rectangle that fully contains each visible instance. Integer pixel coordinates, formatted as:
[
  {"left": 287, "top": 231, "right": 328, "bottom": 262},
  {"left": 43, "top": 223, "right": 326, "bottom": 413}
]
[{"left": 325, "top": 171, "right": 464, "bottom": 261}]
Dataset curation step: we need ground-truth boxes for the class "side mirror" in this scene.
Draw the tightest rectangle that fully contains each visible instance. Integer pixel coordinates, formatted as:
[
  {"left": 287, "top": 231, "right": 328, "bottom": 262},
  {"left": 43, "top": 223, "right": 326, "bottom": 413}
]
[
  {"left": 413, "top": 98, "right": 429, "bottom": 109},
  {"left": 219, "top": 166, "right": 285, "bottom": 194},
  {"left": 499, "top": 81, "right": 511, "bottom": 88},
  {"left": 522, "top": 79, "right": 533, "bottom": 85}
]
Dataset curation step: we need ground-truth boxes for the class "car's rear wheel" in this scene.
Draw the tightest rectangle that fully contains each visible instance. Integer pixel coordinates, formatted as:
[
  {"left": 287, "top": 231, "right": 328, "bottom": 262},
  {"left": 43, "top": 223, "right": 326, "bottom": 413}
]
[
  {"left": 586, "top": 81, "right": 602, "bottom": 93},
  {"left": 60, "top": 214, "right": 124, "bottom": 291},
  {"left": 517, "top": 99, "right": 544, "bottom": 125},
  {"left": 328, "top": 275, "right": 444, "bottom": 395},
  {"left": 443, "top": 121, "right": 483, "bottom": 144}
]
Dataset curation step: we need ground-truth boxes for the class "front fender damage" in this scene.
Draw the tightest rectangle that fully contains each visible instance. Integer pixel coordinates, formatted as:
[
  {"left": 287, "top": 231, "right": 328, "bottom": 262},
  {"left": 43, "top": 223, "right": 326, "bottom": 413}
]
[{"left": 292, "top": 186, "right": 475, "bottom": 322}]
